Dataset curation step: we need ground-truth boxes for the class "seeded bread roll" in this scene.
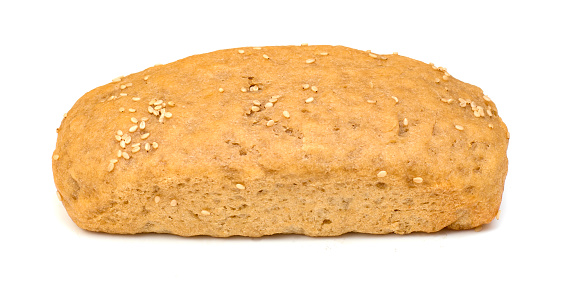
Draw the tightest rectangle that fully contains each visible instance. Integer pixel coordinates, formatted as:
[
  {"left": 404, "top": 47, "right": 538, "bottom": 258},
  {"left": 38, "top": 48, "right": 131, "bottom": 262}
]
[{"left": 52, "top": 45, "right": 509, "bottom": 237}]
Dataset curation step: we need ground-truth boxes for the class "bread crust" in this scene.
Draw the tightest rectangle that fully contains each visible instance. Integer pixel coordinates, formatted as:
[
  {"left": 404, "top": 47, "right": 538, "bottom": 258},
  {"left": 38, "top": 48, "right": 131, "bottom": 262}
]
[{"left": 52, "top": 45, "right": 509, "bottom": 236}]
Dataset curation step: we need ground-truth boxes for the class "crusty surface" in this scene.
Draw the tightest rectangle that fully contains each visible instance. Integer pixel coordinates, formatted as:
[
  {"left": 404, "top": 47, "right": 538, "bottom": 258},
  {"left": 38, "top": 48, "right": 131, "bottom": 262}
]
[{"left": 52, "top": 45, "right": 509, "bottom": 237}]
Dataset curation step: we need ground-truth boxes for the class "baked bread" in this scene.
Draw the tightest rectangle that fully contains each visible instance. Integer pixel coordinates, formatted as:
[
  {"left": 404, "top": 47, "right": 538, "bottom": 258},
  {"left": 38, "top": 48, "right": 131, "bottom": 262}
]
[{"left": 52, "top": 45, "right": 509, "bottom": 236}]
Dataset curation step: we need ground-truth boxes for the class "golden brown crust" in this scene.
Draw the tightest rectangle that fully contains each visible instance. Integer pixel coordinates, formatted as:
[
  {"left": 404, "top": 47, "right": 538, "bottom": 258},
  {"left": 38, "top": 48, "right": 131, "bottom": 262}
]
[{"left": 52, "top": 45, "right": 509, "bottom": 236}]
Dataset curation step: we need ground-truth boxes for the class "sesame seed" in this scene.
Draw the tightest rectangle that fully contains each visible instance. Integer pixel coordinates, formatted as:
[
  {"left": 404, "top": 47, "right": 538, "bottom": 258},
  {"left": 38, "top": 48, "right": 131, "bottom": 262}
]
[
  {"left": 141, "top": 133, "right": 150, "bottom": 139},
  {"left": 301, "top": 43, "right": 308, "bottom": 46},
  {"left": 377, "top": 171, "right": 387, "bottom": 178},
  {"left": 311, "top": 86, "right": 318, "bottom": 92},
  {"left": 403, "top": 118, "right": 408, "bottom": 126},
  {"left": 107, "top": 162, "right": 115, "bottom": 172},
  {"left": 367, "top": 100, "right": 376, "bottom": 104},
  {"left": 120, "top": 84, "right": 127, "bottom": 89},
  {"left": 132, "top": 97, "right": 141, "bottom": 101},
  {"left": 269, "top": 97, "right": 278, "bottom": 103},
  {"left": 119, "top": 107, "right": 125, "bottom": 112},
  {"left": 249, "top": 85, "right": 259, "bottom": 92},
  {"left": 201, "top": 210, "right": 211, "bottom": 215},
  {"left": 115, "top": 135, "right": 122, "bottom": 141},
  {"left": 53, "top": 154, "right": 60, "bottom": 160},
  {"left": 305, "top": 58, "right": 315, "bottom": 64},
  {"left": 139, "top": 121, "right": 146, "bottom": 130},
  {"left": 155, "top": 196, "right": 160, "bottom": 203},
  {"left": 442, "top": 75, "right": 449, "bottom": 81},
  {"left": 302, "top": 84, "right": 310, "bottom": 89},
  {"left": 165, "top": 112, "right": 172, "bottom": 118},
  {"left": 253, "top": 47, "right": 261, "bottom": 50},
  {"left": 152, "top": 142, "right": 158, "bottom": 149},
  {"left": 265, "top": 102, "right": 273, "bottom": 108},
  {"left": 474, "top": 110, "right": 481, "bottom": 117},
  {"left": 266, "top": 120, "right": 275, "bottom": 127},
  {"left": 440, "top": 98, "right": 453, "bottom": 103},
  {"left": 120, "top": 141, "right": 126, "bottom": 148},
  {"left": 488, "top": 124, "right": 494, "bottom": 129},
  {"left": 147, "top": 106, "right": 154, "bottom": 113},
  {"left": 238, "top": 49, "right": 245, "bottom": 54},
  {"left": 154, "top": 105, "right": 163, "bottom": 110},
  {"left": 129, "top": 125, "right": 138, "bottom": 132},
  {"left": 155, "top": 100, "right": 163, "bottom": 105},
  {"left": 251, "top": 106, "right": 260, "bottom": 112},
  {"left": 236, "top": 184, "right": 245, "bottom": 190},
  {"left": 253, "top": 100, "right": 261, "bottom": 106},
  {"left": 435, "top": 78, "right": 441, "bottom": 83},
  {"left": 319, "top": 52, "right": 328, "bottom": 56},
  {"left": 143, "top": 76, "right": 149, "bottom": 81},
  {"left": 241, "top": 87, "right": 247, "bottom": 92},
  {"left": 108, "top": 96, "right": 116, "bottom": 101},
  {"left": 413, "top": 177, "right": 423, "bottom": 184},
  {"left": 56, "top": 191, "right": 62, "bottom": 201},
  {"left": 218, "top": 88, "right": 224, "bottom": 93},
  {"left": 140, "top": 117, "right": 149, "bottom": 121},
  {"left": 369, "top": 53, "right": 378, "bottom": 58},
  {"left": 263, "top": 54, "right": 270, "bottom": 59},
  {"left": 112, "top": 77, "right": 122, "bottom": 82},
  {"left": 132, "top": 143, "right": 141, "bottom": 147},
  {"left": 477, "top": 106, "right": 485, "bottom": 116},
  {"left": 126, "top": 83, "right": 132, "bottom": 87},
  {"left": 487, "top": 109, "right": 493, "bottom": 117},
  {"left": 122, "top": 152, "right": 130, "bottom": 160},
  {"left": 170, "top": 200, "right": 178, "bottom": 207},
  {"left": 496, "top": 210, "right": 501, "bottom": 220},
  {"left": 110, "top": 159, "right": 118, "bottom": 164},
  {"left": 129, "top": 108, "right": 136, "bottom": 113},
  {"left": 305, "top": 97, "right": 314, "bottom": 103},
  {"left": 131, "top": 117, "right": 138, "bottom": 123},
  {"left": 474, "top": 226, "right": 483, "bottom": 232},
  {"left": 120, "top": 93, "right": 127, "bottom": 96},
  {"left": 117, "top": 150, "right": 122, "bottom": 158},
  {"left": 392, "top": 96, "right": 399, "bottom": 103},
  {"left": 506, "top": 131, "right": 510, "bottom": 139},
  {"left": 145, "top": 143, "right": 151, "bottom": 151},
  {"left": 483, "top": 95, "right": 492, "bottom": 102},
  {"left": 132, "top": 146, "right": 141, "bottom": 153},
  {"left": 167, "top": 101, "right": 175, "bottom": 107},
  {"left": 283, "top": 110, "right": 290, "bottom": 118},
  {"left": 455, "top": 125, "right": 464, "bottom": 130}
]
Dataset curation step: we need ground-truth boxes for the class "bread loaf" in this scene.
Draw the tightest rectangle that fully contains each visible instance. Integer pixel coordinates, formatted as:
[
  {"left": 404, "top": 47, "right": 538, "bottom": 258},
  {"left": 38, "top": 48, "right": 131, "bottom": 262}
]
[{"left": 52, "top": 45, "right": 509, "bottom": 236}]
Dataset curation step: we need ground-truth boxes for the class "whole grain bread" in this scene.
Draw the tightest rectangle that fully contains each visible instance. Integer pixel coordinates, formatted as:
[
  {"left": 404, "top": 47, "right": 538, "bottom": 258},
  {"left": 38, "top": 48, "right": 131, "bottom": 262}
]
[{"left": 52, "top": 45, "right": 509, "bottom": 236}]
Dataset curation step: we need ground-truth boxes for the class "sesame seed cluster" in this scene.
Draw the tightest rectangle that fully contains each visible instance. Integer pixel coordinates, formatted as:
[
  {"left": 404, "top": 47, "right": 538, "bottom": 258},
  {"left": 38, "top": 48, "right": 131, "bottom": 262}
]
[
  {"left": 100, "top": 76, "right": 174, "bottom": 172},
  {"left": 52, "top": 44, "right": 508, "bottom": 236}
]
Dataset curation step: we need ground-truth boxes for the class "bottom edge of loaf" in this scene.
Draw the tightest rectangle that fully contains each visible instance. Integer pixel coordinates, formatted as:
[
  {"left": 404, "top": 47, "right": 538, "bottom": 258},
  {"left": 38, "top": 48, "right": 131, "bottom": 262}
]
[
  {"left": 60, "top": 175, "right": 502, "bottom": 237},
  {"left": 68, "top": 213, "right": 496, "bottom": 237}
]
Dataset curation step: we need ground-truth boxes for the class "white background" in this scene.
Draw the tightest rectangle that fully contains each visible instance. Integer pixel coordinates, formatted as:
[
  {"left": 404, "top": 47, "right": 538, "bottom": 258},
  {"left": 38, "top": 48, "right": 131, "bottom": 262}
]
[{"left": 1, "top": 1, "right": 567, "bottom": 302}]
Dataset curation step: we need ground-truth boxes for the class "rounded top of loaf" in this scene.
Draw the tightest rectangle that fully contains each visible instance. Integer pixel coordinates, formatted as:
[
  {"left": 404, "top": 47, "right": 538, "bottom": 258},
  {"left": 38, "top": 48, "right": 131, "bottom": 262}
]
[{"left": 53, "top": 45, "right": 508, "bottom": 199}]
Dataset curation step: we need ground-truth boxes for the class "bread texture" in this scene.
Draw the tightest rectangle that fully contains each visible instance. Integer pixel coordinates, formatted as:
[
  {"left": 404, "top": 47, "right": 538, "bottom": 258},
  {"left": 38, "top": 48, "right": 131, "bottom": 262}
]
[{"left": 52, "top": 45, "right": 509, "bottom": 237}]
